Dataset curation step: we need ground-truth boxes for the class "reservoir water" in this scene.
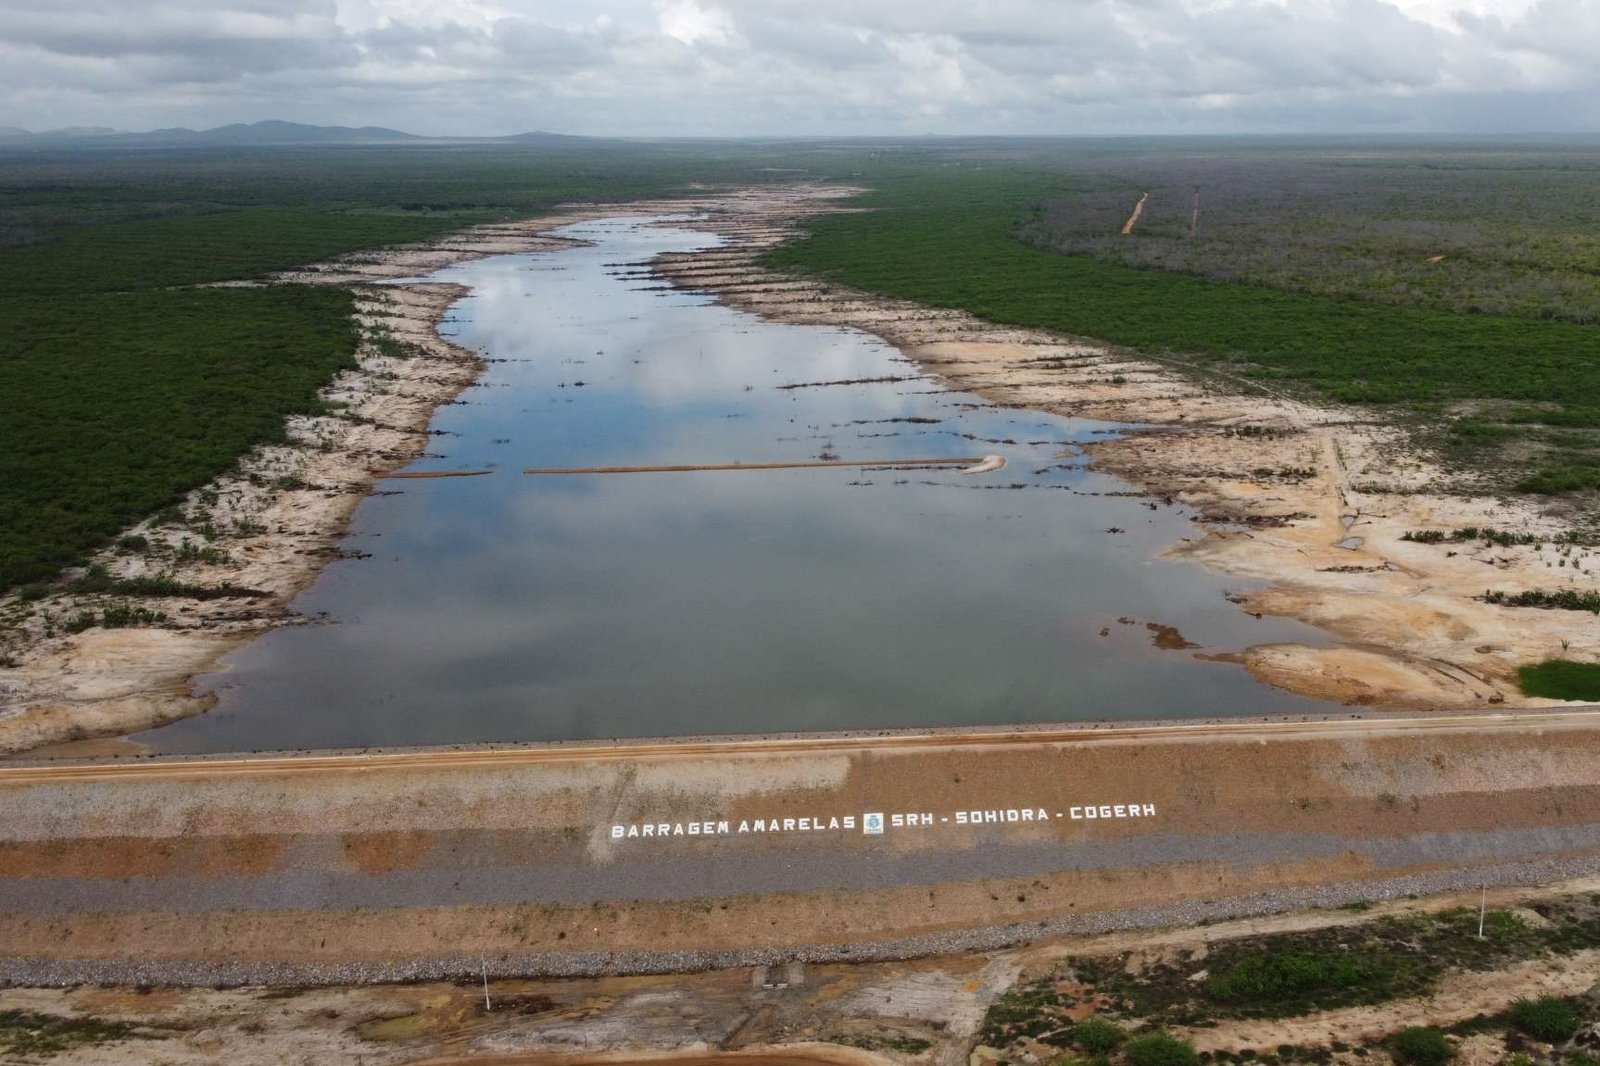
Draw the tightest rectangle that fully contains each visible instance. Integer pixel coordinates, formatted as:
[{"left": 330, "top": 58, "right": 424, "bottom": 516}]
[{"left": 137, "top": 216, "right": 1339, "bottom": 753}]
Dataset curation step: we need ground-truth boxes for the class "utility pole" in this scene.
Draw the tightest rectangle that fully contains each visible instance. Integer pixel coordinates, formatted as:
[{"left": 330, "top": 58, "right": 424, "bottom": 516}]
[
  {"left": 482, "top": 958, "right": 492, "bottom": 1011},
  {"left": 1477, "top": 884, "right": 1486, "bottom": 939},
  {"left": 1189, "top": 188, "right": 1200, "bottom": 238}
]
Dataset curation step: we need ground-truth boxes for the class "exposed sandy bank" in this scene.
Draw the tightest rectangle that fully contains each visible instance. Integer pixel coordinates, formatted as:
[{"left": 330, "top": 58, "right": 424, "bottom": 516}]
[
  {"left": 0, "top": 281, "right": 483, "bottom": 754},
  {"left": 648, "top": 207, "right": 1600, "bottom": 710},
  {"left": 0, "top": 186, "right": 859, "bottom": 755}
]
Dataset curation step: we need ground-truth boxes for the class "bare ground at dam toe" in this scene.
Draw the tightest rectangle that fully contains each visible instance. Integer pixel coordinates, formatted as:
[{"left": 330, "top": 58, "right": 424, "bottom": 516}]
[{"left": 3, "top": 875, "right": 1597, "bottom": 1066}]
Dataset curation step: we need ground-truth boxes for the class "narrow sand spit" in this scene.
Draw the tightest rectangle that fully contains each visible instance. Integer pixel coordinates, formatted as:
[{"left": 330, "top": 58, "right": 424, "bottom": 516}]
[
  {"left": 2, "top": 181, "right": 1595, "bottom": 754},
  {"left": 0, "top": 186, "right": 858, "bottom": 754}
]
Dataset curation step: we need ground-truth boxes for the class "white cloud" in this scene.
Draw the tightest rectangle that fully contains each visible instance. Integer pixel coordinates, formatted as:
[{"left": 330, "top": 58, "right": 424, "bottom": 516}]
[
  {"left": 0, "top": 0, "right": 1594, "bottom": 134},
  {"left": 656, "top": 0, "right": 736, "bottom": 46}
]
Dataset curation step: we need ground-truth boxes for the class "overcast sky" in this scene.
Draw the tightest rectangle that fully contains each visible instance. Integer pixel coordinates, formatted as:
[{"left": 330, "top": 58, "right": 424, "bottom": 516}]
[{"left": 2, "top": 0, "right": 1595, "bottom": 136}]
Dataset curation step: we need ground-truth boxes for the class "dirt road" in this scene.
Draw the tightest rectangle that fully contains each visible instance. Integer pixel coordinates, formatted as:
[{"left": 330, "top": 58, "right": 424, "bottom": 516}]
[{"left": 4, "top": 708, "right": 1600, "bottom": 783}]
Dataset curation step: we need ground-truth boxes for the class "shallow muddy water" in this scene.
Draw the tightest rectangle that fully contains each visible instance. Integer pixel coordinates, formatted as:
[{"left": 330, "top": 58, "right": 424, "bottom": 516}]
[{"left": 139, "top": 217, "right": 1339, "bottom": 753}]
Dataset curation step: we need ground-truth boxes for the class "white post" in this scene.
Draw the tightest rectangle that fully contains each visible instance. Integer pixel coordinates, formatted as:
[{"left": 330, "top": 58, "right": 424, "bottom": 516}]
[
  {"left": 482, "top": 959, "right": 492, "bottom": 1011},
  {"left": 1477, "top": 884, "right": 1486, "bottom": 939}
]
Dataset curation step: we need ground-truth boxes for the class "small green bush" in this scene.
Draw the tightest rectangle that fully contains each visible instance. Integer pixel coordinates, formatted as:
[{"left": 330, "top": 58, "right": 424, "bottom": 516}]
[
  {"left": 1485, "top": 589, "right": 1600, "bottom": 614},
  {"left": 1517, "top": 660, "right": 1600, "bottom": 702},
  {"left": 1204, "top": 951, "right": 1368, "bottom": 1006},
  {"left": 1074, "top": 1017, "right": 1126, "bottom": 1053},
  {"left": 1126, "top": 1031, "right": 1202, "bottom": 1066},
  {"left": 1389, "top": 1027, "right": 1453, "bottom": 1066},
  {"left": 1507, "top": 996, "right": 1580, "bottom": 1043},
  {"left": 0, "top": 1010, "right": 139, "bottom": 1056}
]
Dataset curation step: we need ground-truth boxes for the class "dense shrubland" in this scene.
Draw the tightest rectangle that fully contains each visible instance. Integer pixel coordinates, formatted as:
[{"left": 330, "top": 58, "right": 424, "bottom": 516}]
[
  {"left": 0, "top": 143, "right": 774, "bottom": 591},
  {"left": 767, "top": 146, "right": 1600, "bottom": 501}
]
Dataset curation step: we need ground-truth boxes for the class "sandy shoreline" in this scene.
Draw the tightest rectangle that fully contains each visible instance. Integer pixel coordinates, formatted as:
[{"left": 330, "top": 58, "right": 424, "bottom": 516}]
[
  {"left": 0, "top": 187, "right": 857, "bottom": 756},
  {"left": 649, "top": 198, "right": 1600, "bottom": 711},
  {"left": 2, "top": 181, "right": 1596, "bottom": 756}
]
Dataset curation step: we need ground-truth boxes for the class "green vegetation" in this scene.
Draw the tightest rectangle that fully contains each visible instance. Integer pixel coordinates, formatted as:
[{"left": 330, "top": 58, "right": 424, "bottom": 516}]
[
  {"left": 0, "top": 208, "right": 449, "bottom": 294},
  {"left": 978, "top": 897, "right": 1600, "bottom": 1056},
  {"left": 9, "top": 136, "right": 1600, "bottom": 593},
  {"left": 1389, "top": 1027, "right": 1455, "bottom": 1066},
  {"left": 1402, "top": 527, "right": 1600, "bottom": 548},
  {"left": 67, "top": 564, "right": 266, "bottom": 601},
  {"left": 0, "top": 1009, "right": 143, "bottom": 1057},
  {"left": 767, "top": 148, "right": 1600, "bottom": 502},
  {"left": 1507, "top": 996, "right": 1582, "bottom": 1043},
  {"left": 1202, "top": 950, "right": 1401, "bottom": 1012},
  {"left": 1073, "top": 921, "right": 1439, "bottom": 1021},
  {"left": 0, "top": 285, "right": 357, "bottom": 589},
  {"left": 1125, "top": 1031, "right": 1201, "bottom": 1066},
  {"left": 0, "top": 142, "right": 791, "bottom": 593},
  {"left": 1075, "top": 1017, "right": 1128, "bottom": 1053},
  {"left": 828, "top": 1031, "right": 934, "bottom": 1054},
  {"left": 1483, "top": 589, "right": 1600, "bottom": 613},
  {"left": 1517, "top": 660, "right": 1600, "bottom": 701},
  {"left": 1021, "top": 146, "right": 1600, "bottom": 325}
]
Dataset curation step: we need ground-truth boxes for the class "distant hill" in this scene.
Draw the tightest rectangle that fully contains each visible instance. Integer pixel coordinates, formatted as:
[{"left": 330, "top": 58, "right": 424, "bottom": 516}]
[
  {"left": 167, "top": 120, "right": 423, "bottom": 144},
  {"left": 0, "top": 121, "right": 424, "bottom": 147},
  {"left": 0, "top": 125, "right": 120, "bottom": 140},
  {"left": 502, "top": 130, "right": 592, "bottom": 144},
  {"left": 0, "top": 121, "right": 596, "bottom": 148}
]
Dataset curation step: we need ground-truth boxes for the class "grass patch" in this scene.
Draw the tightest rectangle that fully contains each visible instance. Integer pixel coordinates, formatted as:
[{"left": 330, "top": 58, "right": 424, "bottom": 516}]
[
  {"left": 1126, "top": 1032, "right": 1202, "bottom": 1066},
  {"left": 977, "top": 897, "right": 1600, "bottom": 1053},
  {"left": 1400, "top": 527, "right": 1600, "bottom": 548},
  {"left": 1483, "top": 589, "right": 1600, "bottom": 613},
  {"left": 1507, "top": 996, "right": 1582, "bottom": 1043},
  {"left": 1075, "top": 1017, "right": 1128, "bottom": 1053},
  {"left": 0, "top": 1009, "right": 143, "bottom": 1057},
  {"left": 1390, "top": 1027, "right": 1454, "bottom": 1066},
  {"left": 1517, "top": 660, "right": 1600, "bottom": 701},
  {"left": 768, "top": 172, "right": 1600, "bottom": 412},
  {"left": 1202, "top": 950, "right": 1402, "bottom": 1012},
  {"left": 67, "top": 565, "right": 269, "bottom": 601}
]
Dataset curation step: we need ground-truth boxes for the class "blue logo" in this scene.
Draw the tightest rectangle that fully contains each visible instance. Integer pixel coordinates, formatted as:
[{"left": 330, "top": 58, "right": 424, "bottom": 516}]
[{"left": 863, "top": 812, "right": 884, "bottom": 835}]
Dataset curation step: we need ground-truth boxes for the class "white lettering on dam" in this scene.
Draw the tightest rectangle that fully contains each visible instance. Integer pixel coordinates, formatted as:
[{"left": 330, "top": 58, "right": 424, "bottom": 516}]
[{"left": 609, "top": 800, "right": 1157, "bottom": 841}]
